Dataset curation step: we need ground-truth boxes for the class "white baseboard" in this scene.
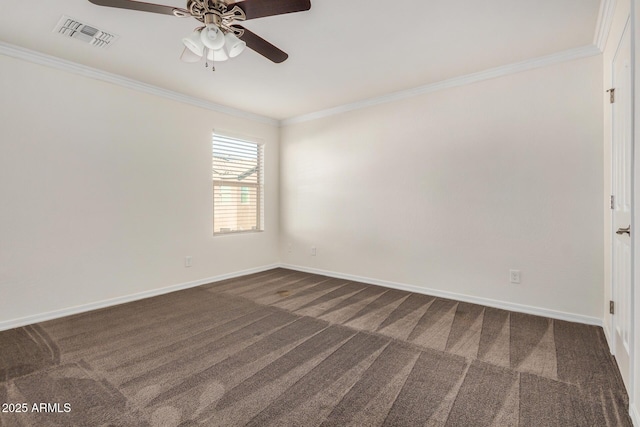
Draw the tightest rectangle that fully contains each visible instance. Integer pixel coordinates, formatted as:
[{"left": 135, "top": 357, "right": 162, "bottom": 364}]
[
  {"left": 631, "top": 403, "right": 639, "bottom": 427},
  {"left": 0, "top": 264, "right": 279, "bottom": 332},
  {"left": 0, "top": 262, "right": 605, "bottom": 331},
  {"left": 602, "top": 319, "right": 614, "bottom": 351},
  {"left": 280, "top": 263, "right": 603, "bottom": 327}
]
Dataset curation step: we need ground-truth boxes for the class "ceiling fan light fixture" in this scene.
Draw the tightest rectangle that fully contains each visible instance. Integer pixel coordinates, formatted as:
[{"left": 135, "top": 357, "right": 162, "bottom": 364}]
[
  {"left": 207, "top": 47, "right": 229, "bottom": 62},
  {"left": 201, "top": 24, "right": 225, "bottom": 50},
  {"left": 180, "top": 46, "right": 202, "bottom": 62},
  {"left": 224, "top": 32, "right": 246, "bottom": 58},
  {"left": 182, "top": 30, "right": 204, "bottom": 56}
]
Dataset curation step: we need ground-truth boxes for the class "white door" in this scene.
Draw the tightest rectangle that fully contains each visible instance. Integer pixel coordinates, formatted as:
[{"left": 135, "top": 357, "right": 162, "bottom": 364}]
[{"left": 611, "top": 18, "right": 632, "bottom": 391}]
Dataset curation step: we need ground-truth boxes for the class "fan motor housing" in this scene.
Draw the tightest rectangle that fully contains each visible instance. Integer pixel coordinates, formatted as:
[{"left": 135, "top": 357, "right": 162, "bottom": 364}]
[{"left": 187, "top": 0, "right": 230, "bottom": 20}]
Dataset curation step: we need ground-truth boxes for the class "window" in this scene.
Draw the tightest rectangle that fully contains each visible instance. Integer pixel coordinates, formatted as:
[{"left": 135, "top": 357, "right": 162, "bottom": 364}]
[
  {"left": 240, "top": 187, "right": 250, "bottom": 204},
  {"left": 220, "top": 186, "right": 232, "bottom": 202},
  {"left": 212, "top": 133, "right": 264, "bottom": 234}
]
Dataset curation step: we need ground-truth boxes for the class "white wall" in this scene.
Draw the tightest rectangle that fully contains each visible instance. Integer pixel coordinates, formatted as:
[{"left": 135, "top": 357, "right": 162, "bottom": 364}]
[
  {"left": 280, "top": 55, "right": 604, "bottom": 320},
  {"left": 0, "top": 54, "right": 280, "bottom": 328}
]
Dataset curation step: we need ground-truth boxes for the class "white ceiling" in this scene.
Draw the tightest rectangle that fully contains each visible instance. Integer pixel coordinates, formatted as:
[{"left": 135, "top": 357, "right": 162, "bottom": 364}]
[{"left": 0, "top": 0, "right": 601, "bottom": 120}]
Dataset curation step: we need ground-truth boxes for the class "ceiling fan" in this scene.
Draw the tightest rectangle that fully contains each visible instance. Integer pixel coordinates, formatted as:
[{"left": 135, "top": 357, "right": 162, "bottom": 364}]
[{"left": 87, "top": 0, "right": 311, "bottom": 69}]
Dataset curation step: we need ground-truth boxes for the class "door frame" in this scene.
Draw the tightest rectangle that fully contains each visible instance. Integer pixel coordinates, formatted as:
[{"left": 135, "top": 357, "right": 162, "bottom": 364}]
[{"left": 628, "top": 0, "right": 637, "bottom": 415}]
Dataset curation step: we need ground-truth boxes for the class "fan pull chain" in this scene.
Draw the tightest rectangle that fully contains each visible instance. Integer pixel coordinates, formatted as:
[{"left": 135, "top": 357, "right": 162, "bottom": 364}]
[{"left": 205, "top": 48, "right": 216, "bottom": 72}]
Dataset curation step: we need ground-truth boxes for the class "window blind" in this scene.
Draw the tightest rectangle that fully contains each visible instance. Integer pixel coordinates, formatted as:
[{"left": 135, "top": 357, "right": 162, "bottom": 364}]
[{"left": 212, "top": 133, "right": 264, "bottom": 234}]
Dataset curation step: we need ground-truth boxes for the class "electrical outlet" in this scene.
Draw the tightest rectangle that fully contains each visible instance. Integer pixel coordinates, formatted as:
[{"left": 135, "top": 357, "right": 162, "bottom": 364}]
[
  {"left": 509, "top": 269, "right": 521, "bottom": 284},
  {"left": 311, "top": 246, "right": 316, "bottom": 256},
  {"left": 185, "top": 256, "right": 192, "bottom": 268}
]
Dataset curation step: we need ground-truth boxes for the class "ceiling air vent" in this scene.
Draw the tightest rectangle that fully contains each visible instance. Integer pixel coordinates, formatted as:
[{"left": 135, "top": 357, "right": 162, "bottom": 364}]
[{"left": 54, "top": 15, "right": 118, "bottom": 49}]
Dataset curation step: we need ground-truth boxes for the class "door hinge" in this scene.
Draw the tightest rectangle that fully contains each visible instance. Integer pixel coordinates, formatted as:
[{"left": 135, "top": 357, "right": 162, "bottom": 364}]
[
  {"left": 610, "top": 195, "right": 615, "bottom": 209},
  {"left": 610, "top": 300, "right": 615, "bottom": 315},
  {"left": 607, "top": 88, "right": 615, "bottom": 103}
]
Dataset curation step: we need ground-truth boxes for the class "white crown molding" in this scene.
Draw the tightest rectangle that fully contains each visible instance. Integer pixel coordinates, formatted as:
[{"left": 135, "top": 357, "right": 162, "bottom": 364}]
[
  {"left": 281, "top": 44, "right": 602, "bottom": 126},
  {"left": 0, "top": 41, "right": 278, "bottom": 126},
  {"left": 1, "top": 40, "right": 603, "bottom": 129},
  {"left": 593, "top": 0, "right": 617, "bottom": 52},
  {"left": 0, "top": 263, "right": 279, "bottom": 332},
  {"left": 280, "top": 263, "right": 604, "bottom": 327}
]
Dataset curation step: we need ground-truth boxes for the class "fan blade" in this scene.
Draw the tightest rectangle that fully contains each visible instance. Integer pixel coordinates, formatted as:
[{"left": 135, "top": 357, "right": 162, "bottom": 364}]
[
  {"left": 88, "top": 0, "right": 181, "bottom": 16},
  {"left": 229, "top": 0, "right": 311, "bottom": 20},
  {"left": 233, "top": 25, "right": 288, "bottom": 63}
]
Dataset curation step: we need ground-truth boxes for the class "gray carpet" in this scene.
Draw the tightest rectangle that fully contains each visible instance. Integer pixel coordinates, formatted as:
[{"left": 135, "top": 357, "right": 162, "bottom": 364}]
[{"left": 0, "top": 268, "right": 632, "bottom": 426}]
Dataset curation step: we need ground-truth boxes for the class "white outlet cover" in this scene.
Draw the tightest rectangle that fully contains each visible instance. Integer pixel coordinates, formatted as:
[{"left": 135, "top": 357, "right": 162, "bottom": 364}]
[{"left": 509, "top": 269, "right": 521, "bottom": 284}]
